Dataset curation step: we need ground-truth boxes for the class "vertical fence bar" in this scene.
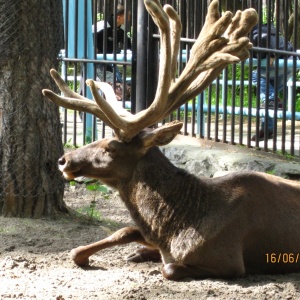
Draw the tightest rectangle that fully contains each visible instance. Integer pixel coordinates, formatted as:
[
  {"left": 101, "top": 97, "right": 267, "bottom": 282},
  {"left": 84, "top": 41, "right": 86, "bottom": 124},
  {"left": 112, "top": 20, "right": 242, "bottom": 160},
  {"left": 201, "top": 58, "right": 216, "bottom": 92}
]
[{"left": 135, "top": 0, "right": 148, "bottom": 112}]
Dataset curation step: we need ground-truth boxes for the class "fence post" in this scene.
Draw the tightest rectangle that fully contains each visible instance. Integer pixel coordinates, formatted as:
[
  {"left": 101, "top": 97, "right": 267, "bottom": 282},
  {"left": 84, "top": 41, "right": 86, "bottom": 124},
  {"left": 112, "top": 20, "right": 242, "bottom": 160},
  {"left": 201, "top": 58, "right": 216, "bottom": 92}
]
[
  {"left": 135, "top": 0, "right": 158, "bottom": 113},
  {"left": 135, "top": 0, "right": 148, "bottom": 112}
]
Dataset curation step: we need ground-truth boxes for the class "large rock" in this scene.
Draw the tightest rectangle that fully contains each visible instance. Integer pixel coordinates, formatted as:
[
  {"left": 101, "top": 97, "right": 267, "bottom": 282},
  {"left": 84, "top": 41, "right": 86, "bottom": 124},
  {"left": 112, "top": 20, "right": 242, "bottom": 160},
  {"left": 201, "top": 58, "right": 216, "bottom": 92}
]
[{"left": 161, "top": 135, "right": 300, "bottom": 180}]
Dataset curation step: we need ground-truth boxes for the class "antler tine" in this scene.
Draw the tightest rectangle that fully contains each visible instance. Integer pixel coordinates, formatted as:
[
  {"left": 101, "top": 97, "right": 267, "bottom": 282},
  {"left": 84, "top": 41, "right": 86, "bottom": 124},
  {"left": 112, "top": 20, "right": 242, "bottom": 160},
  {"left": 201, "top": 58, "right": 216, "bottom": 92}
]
[
  {"left": 164, "top": 4, "right": 182, "bottom": 82},
  {"left": 167, "top": 9, "right": 235, "bottom": 101},
  {"left": 86, "top": 80, "right": 134, "bottom": 140},
  {"left": 42, "top": 69, "right": 121, "bottom": 133},
  {"left": 91, "top": 81, "right": 132, "bottom": 118},
  {"left": 48, "top": 68, "right": 89, "bottom": 100},
  {"left": 183, "top": 7, "right": 258, "bottom": 100},
  {"left": 164, "top": 5, "right": 258, "bottom": 115},
  {"left": 42, "top": 89, "right": 104, "bottom": 117},
  {"left": 143, "top": 0, "right": 172, "bottom": 112},
  {"left": 129, "top": 1, "right": 182, "bottom": 125}
]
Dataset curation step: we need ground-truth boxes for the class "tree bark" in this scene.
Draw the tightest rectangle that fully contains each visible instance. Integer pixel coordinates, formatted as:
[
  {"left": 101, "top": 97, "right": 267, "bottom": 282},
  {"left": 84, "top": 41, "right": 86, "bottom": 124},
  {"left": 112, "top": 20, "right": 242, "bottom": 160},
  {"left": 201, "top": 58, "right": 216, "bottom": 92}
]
[{"left": 0, "top": 0, "right": 67, "bottom": 217}]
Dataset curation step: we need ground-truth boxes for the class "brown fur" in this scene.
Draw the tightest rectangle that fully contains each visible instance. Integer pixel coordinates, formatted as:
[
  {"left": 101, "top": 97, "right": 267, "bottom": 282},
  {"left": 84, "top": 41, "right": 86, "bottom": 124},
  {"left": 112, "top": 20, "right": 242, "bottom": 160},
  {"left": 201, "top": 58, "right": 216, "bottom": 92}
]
[{"left": 59, "top": 124, "right": 300, "bottom": 280}]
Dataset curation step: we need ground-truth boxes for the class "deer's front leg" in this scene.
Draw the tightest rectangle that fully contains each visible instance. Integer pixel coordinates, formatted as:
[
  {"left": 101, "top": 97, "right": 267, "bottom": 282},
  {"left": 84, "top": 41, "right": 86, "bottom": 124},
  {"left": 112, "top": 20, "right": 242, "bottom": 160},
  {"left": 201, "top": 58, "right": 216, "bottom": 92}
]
[{"left": 70, "top": 227, "right": 155, "bottom": 267}]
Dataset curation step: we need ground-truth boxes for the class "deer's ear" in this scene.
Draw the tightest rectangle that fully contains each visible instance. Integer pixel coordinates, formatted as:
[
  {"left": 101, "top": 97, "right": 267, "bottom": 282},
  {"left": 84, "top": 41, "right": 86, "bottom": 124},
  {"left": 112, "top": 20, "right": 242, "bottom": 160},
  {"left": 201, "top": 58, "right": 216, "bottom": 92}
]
[{"left": 140, "top": 121, "right": 183, "bottom": 148}]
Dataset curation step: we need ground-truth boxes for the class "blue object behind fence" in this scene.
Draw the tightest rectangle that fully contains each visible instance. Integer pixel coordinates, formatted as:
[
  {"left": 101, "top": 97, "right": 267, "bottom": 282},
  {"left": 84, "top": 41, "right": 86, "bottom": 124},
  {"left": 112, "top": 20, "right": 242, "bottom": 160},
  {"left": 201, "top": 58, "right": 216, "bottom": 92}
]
[{"left": 62, "top": 0, "right": 96, "bottom": 141}]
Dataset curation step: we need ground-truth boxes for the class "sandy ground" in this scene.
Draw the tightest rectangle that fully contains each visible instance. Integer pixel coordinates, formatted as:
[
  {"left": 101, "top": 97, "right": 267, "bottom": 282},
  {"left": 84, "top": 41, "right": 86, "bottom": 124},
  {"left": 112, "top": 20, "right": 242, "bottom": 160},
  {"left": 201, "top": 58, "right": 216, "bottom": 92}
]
[{"left": 1, "top": 182, "right": 300, "bottom": 300}]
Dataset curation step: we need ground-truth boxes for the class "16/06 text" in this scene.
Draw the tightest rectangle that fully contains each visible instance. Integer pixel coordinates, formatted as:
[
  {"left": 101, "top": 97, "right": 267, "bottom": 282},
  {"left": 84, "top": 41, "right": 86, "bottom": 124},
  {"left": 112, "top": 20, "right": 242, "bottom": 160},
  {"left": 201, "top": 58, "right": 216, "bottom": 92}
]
[{"left": 266, "top": 253, "right": 299, "bottom": 264}]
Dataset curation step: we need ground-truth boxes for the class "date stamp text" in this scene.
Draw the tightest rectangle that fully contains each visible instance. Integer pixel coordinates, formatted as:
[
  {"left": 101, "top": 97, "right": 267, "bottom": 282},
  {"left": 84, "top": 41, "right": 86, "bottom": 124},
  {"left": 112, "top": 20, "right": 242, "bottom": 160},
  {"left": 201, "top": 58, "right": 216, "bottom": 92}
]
[{"left": 266, "top": 253, "right": 299, "bottom": 264}]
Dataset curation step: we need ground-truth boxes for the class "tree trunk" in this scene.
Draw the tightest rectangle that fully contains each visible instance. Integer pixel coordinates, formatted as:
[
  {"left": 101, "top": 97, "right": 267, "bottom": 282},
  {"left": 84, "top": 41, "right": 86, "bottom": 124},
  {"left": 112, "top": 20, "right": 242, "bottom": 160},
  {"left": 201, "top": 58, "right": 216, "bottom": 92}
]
[{"left": 0, "top": 0, "right": 67, "bottom": 217}]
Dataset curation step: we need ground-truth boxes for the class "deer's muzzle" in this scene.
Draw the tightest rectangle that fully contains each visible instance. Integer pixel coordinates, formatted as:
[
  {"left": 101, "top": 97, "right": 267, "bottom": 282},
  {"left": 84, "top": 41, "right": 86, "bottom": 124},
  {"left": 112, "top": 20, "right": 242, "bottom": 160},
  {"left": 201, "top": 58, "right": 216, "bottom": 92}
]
[{"left": 58, "top": 156, "right": 80, "bottom": 180}]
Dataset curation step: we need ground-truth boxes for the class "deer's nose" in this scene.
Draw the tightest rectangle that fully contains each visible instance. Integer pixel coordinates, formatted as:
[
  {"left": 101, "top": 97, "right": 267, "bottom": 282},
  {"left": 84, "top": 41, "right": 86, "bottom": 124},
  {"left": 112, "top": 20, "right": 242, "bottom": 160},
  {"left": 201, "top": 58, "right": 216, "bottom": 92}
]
[{"left": 58, "top": 157, "right": 66, "bottom": 166}]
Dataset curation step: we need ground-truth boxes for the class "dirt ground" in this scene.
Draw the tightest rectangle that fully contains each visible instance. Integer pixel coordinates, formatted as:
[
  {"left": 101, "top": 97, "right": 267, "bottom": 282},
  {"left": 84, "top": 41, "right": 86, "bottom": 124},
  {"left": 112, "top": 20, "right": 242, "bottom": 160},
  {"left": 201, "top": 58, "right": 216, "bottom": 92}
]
[{"left": 1, "top": 182, "right": 300, "bottom": 300}]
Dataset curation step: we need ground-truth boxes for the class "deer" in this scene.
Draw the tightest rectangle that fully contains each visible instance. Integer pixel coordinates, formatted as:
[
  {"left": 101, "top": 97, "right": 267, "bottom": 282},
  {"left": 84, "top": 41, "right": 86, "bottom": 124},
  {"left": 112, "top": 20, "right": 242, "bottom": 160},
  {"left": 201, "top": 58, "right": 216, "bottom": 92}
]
[{"left": 42, "top": 0, "right": 300, "bottom": 281}]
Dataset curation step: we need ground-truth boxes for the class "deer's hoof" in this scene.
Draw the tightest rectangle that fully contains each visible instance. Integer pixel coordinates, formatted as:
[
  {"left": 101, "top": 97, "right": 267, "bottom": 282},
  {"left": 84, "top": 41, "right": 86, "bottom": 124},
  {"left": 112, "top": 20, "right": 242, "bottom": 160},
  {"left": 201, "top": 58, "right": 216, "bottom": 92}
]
[
  {"left": 70, "top": 247, "right": 89, "bottom": 267},
  {"left": 127, "top": 247, "right": 161, "bottom": 263},
  {"left": 162, "top": 263, "right": 187, "bottom": 281}
]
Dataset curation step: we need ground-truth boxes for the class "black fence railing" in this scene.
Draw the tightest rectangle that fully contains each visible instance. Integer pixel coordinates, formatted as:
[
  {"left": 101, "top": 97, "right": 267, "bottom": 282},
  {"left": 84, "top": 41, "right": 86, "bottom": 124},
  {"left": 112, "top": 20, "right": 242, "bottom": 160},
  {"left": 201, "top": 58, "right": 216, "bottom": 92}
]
[{"left": 60, "top": 0, "right": 300, "bottom": 157}]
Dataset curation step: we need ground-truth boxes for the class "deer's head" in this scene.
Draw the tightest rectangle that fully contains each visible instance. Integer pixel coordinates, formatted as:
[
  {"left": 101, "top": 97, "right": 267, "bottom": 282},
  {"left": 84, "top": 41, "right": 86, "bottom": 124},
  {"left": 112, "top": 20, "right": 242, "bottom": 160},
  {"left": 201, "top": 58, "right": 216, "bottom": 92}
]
[
  {"left": 43, "top": 0, "right": 257, "bottom": 184},
  {"left": 57, "top": 121, "right": 182, "bottom": 187}
]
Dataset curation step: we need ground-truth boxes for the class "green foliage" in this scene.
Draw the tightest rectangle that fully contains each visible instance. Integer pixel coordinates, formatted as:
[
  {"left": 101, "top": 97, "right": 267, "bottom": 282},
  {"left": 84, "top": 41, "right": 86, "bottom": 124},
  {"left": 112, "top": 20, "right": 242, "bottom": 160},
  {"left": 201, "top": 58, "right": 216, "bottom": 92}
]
[
  {"left": 0, "top": 226, "right": 17, "bottom": 234},
  {"left": 207, "top": 64, "right": 300, "bottom": 112},
  {"left": 73, "top": 181, "right": 111, "bottom": 222},
  {"left": 275, "top": 151, "right": 295, "bottom": 161},
  {"left": 265, "top": 169, "right": 276, "bottom": 175},
  {"left": 58, "top": 63, "right": 80, "bottom": 92},
  {"left": 85, "top": 182, "right": 110, "bottom": 200},
  {"left": 97, "top": 13, "right": 103, "bottom": 22},
  {"left": 206, "top": 64, "right": 257, "bottom": 108},
  {"left": 296, "top": 90, "right": 300, "bottom": 112},
  {"left": 85, "top": 131, "right": 93, "bottom": 144},
  {"left": 76, "top": 202, "right": 102, "bottom": 221},
  {"left": 64, "top": 138, "right": 77, "bottom": 149}
]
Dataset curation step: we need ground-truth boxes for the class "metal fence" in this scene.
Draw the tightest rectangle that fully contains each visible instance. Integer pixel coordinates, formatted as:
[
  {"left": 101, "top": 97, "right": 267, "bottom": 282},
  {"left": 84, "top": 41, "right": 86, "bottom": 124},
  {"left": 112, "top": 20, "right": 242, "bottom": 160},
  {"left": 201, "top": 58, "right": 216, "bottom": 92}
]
[{"left": 61, "top": 0, "right": 300, "bottom": 156}]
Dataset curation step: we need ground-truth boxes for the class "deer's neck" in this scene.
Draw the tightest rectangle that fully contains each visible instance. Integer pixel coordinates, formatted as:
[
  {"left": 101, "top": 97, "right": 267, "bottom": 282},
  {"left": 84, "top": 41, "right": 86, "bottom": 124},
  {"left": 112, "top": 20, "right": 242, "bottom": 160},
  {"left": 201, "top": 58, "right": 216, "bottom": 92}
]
[
  {"left": 119, "top": 146, "right": 186, "bottom": 201},
  {"left": 118, "top": 147, "right": 207, "bottom": 249}
]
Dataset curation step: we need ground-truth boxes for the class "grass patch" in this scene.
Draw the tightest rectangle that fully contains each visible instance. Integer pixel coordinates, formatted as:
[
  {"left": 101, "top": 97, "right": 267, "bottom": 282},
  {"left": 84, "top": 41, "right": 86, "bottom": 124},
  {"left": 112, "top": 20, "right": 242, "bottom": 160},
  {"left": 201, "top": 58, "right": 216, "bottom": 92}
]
[{"left": 68, "top": 180, "right": 112, "bottom": 223}]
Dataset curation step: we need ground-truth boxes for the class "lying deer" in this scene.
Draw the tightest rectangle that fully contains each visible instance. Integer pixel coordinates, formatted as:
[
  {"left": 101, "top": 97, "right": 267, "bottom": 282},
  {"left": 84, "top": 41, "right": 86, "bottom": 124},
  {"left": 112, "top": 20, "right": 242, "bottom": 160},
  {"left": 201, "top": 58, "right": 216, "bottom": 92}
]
[{"left": 43, "top": 0, "right": 300, "bottom": 280}]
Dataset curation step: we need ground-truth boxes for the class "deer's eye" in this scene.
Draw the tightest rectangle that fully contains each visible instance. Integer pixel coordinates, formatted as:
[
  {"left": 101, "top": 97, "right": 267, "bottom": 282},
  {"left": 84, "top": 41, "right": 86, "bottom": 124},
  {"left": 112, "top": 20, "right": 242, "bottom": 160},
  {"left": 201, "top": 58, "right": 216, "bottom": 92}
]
[
  {"left": 105, "top": 146, "right": 116, "bottom": 154},
  {"left": 105, "top": 147, "right": 112, "bottom": 153},
  {"left": 106, "top": 140, "right": 122, "bottom": 155}
]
